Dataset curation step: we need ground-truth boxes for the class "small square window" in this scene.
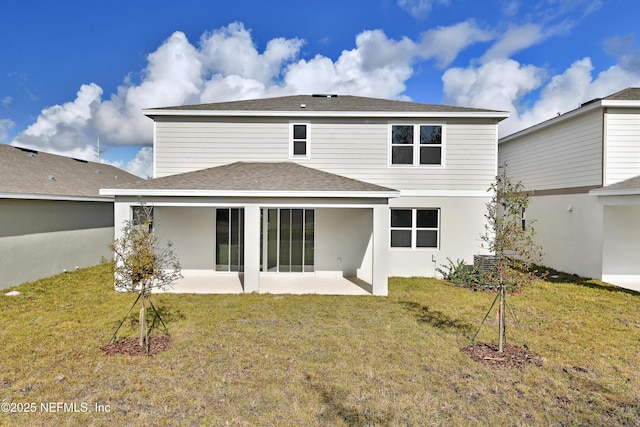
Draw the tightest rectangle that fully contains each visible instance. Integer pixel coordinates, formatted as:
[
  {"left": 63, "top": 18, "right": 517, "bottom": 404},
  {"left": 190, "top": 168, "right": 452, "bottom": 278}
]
[
  {"left": 293, "top": 141, "right": 306, "bottom": 155},
  {"left": 391, "top": 209, "right": 412, "bottom": 227},
  {"left": 293, "top": 124, "right": 306, "bottom": 140}
]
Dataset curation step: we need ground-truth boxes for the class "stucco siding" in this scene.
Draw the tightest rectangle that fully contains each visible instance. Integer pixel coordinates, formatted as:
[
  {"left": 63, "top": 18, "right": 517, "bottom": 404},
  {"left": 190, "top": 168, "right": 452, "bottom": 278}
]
[
  {"left": 388, "top": 196, "right": 492, "bottom": 277},
  {"left": 154, "top": 207, "right": 216, "bottom": 270},
  {"left": 154, "top": 116, "right": 499, "bottom": 192},
  {"left": 315, "top": 208, "right": 372, "bottom": 281},
  {"left": 499, "top": 109, "right": 603, "bottom": 191},
  {"left": 525, "top": 193, "right": 603, "bottom": 279},
  {"left": 0, "top": 199, "right": 115, "bottom": 289},
  {"left": 604, "top": 108, "right": 640, "bottom": 186}
]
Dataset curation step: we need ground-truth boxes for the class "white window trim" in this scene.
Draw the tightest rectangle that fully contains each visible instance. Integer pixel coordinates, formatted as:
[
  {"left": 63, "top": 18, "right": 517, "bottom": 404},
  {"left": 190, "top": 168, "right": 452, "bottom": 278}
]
[
  {"left": 390, "top": 208, "right": 440, "bottom": 250},
  {"left": 388, "top": 123, "right": 446, "bottom": 168},
  {"left": 289, "top": 121, "right": 311, "bottom": 159}
]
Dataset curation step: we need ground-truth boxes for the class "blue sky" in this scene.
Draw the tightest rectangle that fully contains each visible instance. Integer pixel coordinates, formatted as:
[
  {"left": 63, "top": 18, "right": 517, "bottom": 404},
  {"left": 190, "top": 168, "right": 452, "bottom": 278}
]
[{"left": 1, "top": 0, "right": 638, "bottom": 177}]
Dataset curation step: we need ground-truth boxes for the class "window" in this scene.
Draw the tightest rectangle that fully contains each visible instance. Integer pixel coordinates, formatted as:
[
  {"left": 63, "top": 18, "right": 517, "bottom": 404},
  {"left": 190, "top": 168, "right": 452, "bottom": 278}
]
[
  {"left": 132, "top": 206, "right": 153, "bottom": 232},
  {"left": 291, "top": 123, "right": 309, "bottom": 158},
  {"left": 216, "top": 208, "right": 244, "bottom": 272},
  {"left": 390, "top": 208, "right": 439, "bottom": 248},
  {"left": 390, "top": 124, "right": 443, "bottom": 166}
]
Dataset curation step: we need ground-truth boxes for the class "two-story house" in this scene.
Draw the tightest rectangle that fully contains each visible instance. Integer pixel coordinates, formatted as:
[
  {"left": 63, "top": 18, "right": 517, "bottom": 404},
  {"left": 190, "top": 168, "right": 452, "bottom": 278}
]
[
  {"left": 102, "top": 95, "right": 508, "bottom": 295},
  {"left": 499, "top": 87, "right": 640, "bottom": 292}
]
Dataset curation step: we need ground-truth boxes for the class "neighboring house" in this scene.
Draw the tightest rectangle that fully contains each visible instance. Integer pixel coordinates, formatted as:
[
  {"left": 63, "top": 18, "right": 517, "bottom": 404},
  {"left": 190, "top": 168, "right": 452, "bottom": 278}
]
[
  {"left": 101, "top": 94, "right": 508, "bottom": 295},
  {"left": 0, "top": 144, "right": 140, "bottom": 289},
  {"left": 499, "top": 87, "right": 640, "bottom": 292}
]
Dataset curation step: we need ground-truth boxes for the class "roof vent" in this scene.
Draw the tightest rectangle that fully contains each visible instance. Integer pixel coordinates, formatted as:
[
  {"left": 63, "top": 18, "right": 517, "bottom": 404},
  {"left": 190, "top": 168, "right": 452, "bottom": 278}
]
[
  {"left": 48, "top": 175, "right": 56, "bottom": 181},
  {"left": 17, "top": 147, "right": 38, "bottom": 155},
  {"left": 95, "top": 169, "right": 102, "bottom": 174},
  {"left": 72, "top": 158, "right": 88, "bottom": 163},
  {"left": 312, "top": 94, "right": 338, "bottom": 98},
  {"left": 300, "top": 103, "right": 306, "bottom": 108},
  {"left": 580, "top": 97, "right": 602, "bottom": 108}
]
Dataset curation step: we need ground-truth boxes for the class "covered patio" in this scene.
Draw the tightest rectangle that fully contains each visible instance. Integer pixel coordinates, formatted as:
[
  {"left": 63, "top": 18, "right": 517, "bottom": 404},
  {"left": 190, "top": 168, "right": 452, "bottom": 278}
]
[
  {"left": 102, "top": 162, "right": 398, "bottom": 296},
  {"left": 157, "top": 270, "right": 372, "bottom": 295}
]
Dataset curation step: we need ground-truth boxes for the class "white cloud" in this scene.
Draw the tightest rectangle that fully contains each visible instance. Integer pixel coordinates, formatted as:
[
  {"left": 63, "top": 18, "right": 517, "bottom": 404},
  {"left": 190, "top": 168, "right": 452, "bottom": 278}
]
[
  {"left": 482, "top": 24, "right": 545, "bottom": 62},
  {"left": 418, "top": 21, "right": 495, "bottom": 68},
  {"left": 110, "top": 146, "right": 154, "bottom": 179},
  {"left": 2, "top": 96, "right": 12, "bottom": 108},
  {"left": 397, "top": 0, "right": 449, "bottom": 19},
  {"left": 12, "top": 83, "right": 103, "bottom": 152},
  {"left": 199, "top": 22, "right": 304, "bottom": 84},
  {"left": 443, "top": 54, "right": 640, "bottom": 137},
  {"left": 0, "top": 118, "right": 15, "bottom": 141},
  {"left": 10, "top": 22, "right": 438, "bottom": 176}
]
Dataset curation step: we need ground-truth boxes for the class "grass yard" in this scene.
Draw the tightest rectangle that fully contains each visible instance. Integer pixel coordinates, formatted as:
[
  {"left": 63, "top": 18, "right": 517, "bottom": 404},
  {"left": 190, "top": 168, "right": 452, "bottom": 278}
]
[{"left": 0, "top": 264, "right": 639, "bottom": 426}]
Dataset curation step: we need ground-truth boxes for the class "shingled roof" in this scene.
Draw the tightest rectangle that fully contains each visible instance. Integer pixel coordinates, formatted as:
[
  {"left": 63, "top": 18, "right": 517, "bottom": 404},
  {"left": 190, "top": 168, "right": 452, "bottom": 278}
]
[
  {"left": 101, "top": 162, "right": 397, "bottom": 197},
  {"left": 0, "top": 144, "right": 141, "bottom": 199},
  {"left": 145, "top": 94, "right": 508, "bottom": 116}
]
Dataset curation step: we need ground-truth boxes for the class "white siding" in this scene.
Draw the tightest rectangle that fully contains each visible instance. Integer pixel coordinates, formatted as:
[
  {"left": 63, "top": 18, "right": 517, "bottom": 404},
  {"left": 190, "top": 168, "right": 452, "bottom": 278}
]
[
  {"left": 154, "top": 116, "right": 499, "bottom": 192},
  {"left": 499, "top": 109, "right": 603, "bottom": 191},
  {"left": 604, "top": 108, "right": 640, "bottom": 186}
]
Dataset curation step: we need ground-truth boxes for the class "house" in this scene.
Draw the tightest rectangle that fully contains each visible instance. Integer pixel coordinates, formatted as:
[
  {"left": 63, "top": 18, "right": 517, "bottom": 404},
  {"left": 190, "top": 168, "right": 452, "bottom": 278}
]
[
  {"left": 499, "top": 87, "right": 640, "bottom": 292},
  {"left": 0, "top": 144, "right": 140, "bottom": 289},
  {"left": 101, "top": 94, "right": 509, "bottom": 295}
]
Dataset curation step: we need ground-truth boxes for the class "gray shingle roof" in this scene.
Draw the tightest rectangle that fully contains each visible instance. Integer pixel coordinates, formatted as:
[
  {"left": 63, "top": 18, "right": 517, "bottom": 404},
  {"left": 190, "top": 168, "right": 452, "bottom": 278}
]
[
  {"left": 604, "top": 87, "right": 640, "bottom": 101},
  {"left": 147, "top": 94, "right": 506, "bottom": 114},
  {"left": 0, "top": 144, "right": 141, "bottom": 198},
  {"left": 591, "top": 174, "right": 640, "bottom": 196},
  {"left": 107, "top": 162, "right": 395, "bottom": 194}
]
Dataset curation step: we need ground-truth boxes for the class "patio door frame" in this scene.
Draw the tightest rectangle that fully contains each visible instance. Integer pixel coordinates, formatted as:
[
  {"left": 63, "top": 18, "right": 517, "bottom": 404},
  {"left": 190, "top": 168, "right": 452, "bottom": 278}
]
[{"left": 262, "top": 208, "right": 314, "bottom": 273}]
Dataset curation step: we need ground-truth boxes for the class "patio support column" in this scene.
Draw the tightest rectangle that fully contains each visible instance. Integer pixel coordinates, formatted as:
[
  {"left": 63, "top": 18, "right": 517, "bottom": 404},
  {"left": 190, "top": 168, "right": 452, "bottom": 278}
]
[
  {"left": 372, "top": 204, "right": 389, "bottom": 296},
  {"left": 243, "top": 204, "right": 261, "bottom": 293}
]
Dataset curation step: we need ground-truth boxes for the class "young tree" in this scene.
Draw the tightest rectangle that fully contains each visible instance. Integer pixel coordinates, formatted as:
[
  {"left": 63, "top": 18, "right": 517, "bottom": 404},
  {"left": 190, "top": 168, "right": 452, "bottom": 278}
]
[
  {"left": 109, "top": 202, "right": 182, "bottom": 351},
  {"left": 481, "top": 164, "right": 543, "bottom": 352}
]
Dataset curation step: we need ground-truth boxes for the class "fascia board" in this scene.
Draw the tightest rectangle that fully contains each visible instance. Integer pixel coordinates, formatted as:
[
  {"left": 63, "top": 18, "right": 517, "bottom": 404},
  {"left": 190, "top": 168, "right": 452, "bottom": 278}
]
[
  {"left": 143, "top": 109, "right": 509, "bottom": 120},
  {"left": 100, "top": 188, "right": 399, "bottom": 198},
  {"left": 0, "top": 192, "right": 113, "bottom": 202}
]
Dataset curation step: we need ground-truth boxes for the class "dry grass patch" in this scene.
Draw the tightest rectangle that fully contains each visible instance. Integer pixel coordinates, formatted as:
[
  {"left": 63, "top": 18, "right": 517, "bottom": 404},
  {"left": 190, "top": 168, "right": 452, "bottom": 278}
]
[{"left": 0, "top": 265, "right": 639, "bottom": 425}]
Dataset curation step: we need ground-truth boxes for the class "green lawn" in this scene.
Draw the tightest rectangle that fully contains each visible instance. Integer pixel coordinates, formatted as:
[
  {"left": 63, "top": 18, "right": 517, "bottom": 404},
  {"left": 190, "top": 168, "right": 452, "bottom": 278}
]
[{"left": 0, "top": 264, "right": 639, "bottom": 426}]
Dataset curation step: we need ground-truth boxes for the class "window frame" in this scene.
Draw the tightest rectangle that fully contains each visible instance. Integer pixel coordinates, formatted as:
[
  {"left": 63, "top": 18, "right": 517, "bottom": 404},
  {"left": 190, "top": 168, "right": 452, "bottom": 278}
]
[
  {"left": 388, "top": 123, "right": 445, "bottom": 167},
  {"left": 131, "top": 205, "right": 154, "bottom": 232},
  {"left": 289, "top": 122, "right": 310, "bottom": 159},
  {"left": 390, "top": 208, "right": 440, "bottom": 249}
]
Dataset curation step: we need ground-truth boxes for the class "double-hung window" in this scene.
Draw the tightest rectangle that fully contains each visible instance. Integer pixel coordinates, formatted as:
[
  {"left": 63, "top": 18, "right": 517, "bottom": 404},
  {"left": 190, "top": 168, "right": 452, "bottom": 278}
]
[
  {"left": 390, "top": 208, "right": 440, "bottom": 249},
  {"left": 390, "top": 124, "right": 443, "bottom": 166},
  {"left": 290, "top": 123, "right": 309, "bottom": 158}
]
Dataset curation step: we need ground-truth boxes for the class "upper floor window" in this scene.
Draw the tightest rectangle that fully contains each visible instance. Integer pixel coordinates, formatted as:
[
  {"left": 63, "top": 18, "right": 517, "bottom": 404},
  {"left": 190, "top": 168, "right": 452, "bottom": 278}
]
[
  {"left": 290, "top": 123, "right": 309, "bottom": 158},
  {"left": 390, "top": 124, "right": 443, "bottom": 166}
]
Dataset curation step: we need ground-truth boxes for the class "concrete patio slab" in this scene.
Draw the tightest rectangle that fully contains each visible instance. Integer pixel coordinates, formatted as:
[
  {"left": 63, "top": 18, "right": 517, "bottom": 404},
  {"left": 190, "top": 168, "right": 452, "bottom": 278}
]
[{"left": 157, "top": 270, "right": 372, "bottom": 295}]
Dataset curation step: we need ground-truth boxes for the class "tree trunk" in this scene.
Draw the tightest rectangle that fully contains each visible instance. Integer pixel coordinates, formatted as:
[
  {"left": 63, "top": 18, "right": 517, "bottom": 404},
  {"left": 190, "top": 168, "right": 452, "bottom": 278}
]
[
  {"left": 139, "top": 293, "right": 146, "bottom": 348},
  {"left": 498, "top": 283, "right": 505, "bottom": 352}
]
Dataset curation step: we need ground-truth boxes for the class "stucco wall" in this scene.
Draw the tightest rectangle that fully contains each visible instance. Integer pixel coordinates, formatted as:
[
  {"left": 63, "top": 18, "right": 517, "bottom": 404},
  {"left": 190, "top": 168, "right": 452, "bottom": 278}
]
[
  {"left": 154, "top": 207, "right": 216, "bottom": 270},
  {"left": 315, "top": 208, "right": 373, "bottom": 281},
  {"left": 526, "top": 193, "right": 603, "bottom": 279},
  {"left": 387, "top": 196, "right": 492, "bottom": 277},
  {"left": 0, "top": 199, "right": 114, "bottom": 289}
]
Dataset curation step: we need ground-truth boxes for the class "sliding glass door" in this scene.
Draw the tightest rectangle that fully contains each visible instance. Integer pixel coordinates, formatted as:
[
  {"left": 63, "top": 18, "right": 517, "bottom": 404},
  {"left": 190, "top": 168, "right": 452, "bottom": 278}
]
[
  {"left": 216, "top": 208, "right": 244, "bottom": 272},
  {"left": 264, "top": 209, "right": 314, "bottom": 273}
]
